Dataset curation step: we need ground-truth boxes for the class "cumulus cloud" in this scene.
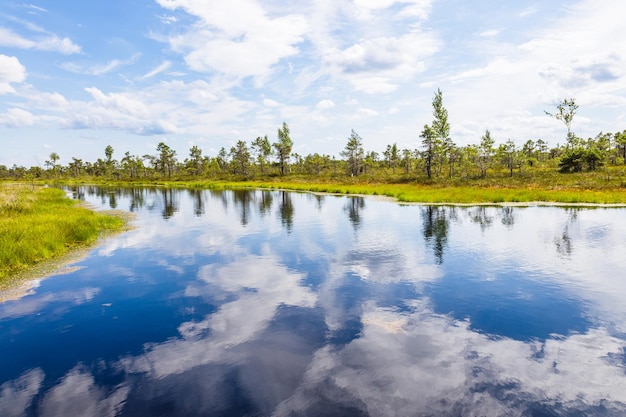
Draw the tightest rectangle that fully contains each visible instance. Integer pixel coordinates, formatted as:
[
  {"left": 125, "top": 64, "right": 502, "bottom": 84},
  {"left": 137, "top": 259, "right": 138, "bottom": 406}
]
[
  {"left": 118, "top": 255, "right": 317, "bottom": 378},
  {"left": 0, "top": 27, "right": 80, "bottom": 54},
  {"left": 0, "top": 368, "right": 44, "bottom": 417},
  {"left": 444, "top": 0, "right": 626, "bottom": 145},
  {"left": 39, "top": 366, "right": 129, "bottom": 417},
  {"left": 0, "top": 54, "right": 26, "bottom": 94},
  {"left": 273, "top": 303, "right": 626, "bottom": 416},
  {"left": 0, "top": 107, "right": 36, "bottom": 127},
  {"left": 156, "top": 0, "right": 308, "bottom": 79},
  {"left": 322, "top": 21, "right": 439, "bottom": 93},
  {"left": 84, "top": 87, "right": 150, "bottom": 118}
]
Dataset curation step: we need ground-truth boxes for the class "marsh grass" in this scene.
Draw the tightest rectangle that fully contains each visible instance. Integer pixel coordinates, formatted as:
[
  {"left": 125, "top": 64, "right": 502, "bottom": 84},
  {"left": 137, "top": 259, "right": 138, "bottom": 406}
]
[
  {"left": 161, "top": 180, "right": 626, "bottom": 205},
  {"left": 0, "top": 184, "right": 127, "bottom": 285},
  {"left": 52, "top": 166, "right": 626, "bottom": 204}
]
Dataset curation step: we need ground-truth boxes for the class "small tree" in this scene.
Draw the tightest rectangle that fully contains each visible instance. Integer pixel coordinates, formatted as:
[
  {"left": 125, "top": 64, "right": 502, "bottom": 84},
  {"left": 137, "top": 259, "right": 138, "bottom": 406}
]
[
  {"left": 341, "top": 130, "right": 365, "bottom": 176},
  {"left": 251, "top": 135, "right": 272, "bottom": 175},
  {"left": 430, "top": 88, "right": 455, "bottom": 177},
  {"left": 273, "top": 122, "right": 293, "bottom": 175},
  {"left": 497, "top": 140, "right": 519, "bottom": 177},
  {"left": 545, "top": 98, "right": 578, "bottom": 148},
  {"left": 187, "top": 145, "right": 204, "bottom": 176},
  {"left": 383, "top": 143, "right": 399, "bottom": 172},
  {"left": 230, "top": 140, "right": 251, "bottom": 176},
  {"left": 420, "top": 124, "right": 436, "bottom": 179},
  {"left": 615, "top": 130, "right": 626, "bottom": 164},
  {"left": 45, "top": 152, "right": 60, "bottom": 177},
  {"left": 477, "top": 130, "right": 494, "bottom": 178},
  {"left": 156, "top": 142, "right": 176, "bottom": 178}
]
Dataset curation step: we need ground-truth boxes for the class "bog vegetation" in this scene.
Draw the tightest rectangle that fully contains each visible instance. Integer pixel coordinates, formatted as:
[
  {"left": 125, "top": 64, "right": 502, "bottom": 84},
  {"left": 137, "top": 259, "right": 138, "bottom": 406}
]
[
  {"left": 0, "top": 184, "right": 126, "bottom": 285},
  {"left": 3, "top": 92, "right": 626, "bottom": 202}
]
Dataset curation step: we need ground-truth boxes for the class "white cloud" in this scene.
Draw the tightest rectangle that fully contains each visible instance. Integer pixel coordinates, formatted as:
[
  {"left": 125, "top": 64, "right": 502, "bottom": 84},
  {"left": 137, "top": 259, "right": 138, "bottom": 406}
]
[
  {"left": 0, "top": 368, "right": 44, "bottom": 416},
  {"left": 139, "top": 61, "right": 172, "bottom": 79},
  {"left": 0, "top": 54, "right": 26, "bottom": 94},
  {"left": 324, "top": 31, "right": 439, "bottom": 93},
  {"left": 478, "top": 29, "right": 501, "bottom": 38},
  {"left": 519, "top": 6, "right": 538, "bottom": 17},
  {"left": 22, "top": 4, "right": 48, "bottom": 13},
  {"left": 39, "top": 366, "right": 129, "bottom": 417},
  {"left": 439, "top": 0, "right": 626, "bottom": 146},
  {"left": 118, "top": 254, "right": 317, "bottom": 378},
  {"left": 316, "top": 99, "right": 335, "bottom": 110},
  {"left": 61, "top": 54, "right": 141, "bottom": 76},
  {"left": 353, "top": 0, "right": 432, "bottom": 20},
  {"left": 156, "top": 0, "right": 308, "bottom": 80},
  {"left": 358, "top": 107, "right": 379, "bottom": 117},
  {"left": 84, "top": 87, "right": 150, "bottom": 118},
  {"left": 157, "top": 14, "right": 177, "bottom": 24},
  {"left": 0, "top": 27, "right": 81, "bottom": 54},
  {"left": 274, "top": 303, "right": 626, "bottom": 416},
  {"left": 0, "top": 107, "right": 36, "bottom": 127},
  {"left": 263, "top": 98, "right": 280, "bottom": 107}
]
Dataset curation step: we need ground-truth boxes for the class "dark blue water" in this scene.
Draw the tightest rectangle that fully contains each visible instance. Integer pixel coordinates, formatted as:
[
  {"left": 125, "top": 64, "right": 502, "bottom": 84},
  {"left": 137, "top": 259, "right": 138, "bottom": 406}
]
[{"left": 1, "top": 187, "right": 626, "bottom": 416}]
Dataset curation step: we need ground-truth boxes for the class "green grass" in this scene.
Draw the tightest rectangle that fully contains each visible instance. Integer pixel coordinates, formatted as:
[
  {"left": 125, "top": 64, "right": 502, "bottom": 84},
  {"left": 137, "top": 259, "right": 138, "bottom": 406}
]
[
  {"left": 148, "top": 179, "right": 626, "bottom": 205},
  {"left": 38, "top": 166, "right": 626, "bottom": 204},
  {"left": 0, "top": 184, "right": 127, "bottom": 285}
]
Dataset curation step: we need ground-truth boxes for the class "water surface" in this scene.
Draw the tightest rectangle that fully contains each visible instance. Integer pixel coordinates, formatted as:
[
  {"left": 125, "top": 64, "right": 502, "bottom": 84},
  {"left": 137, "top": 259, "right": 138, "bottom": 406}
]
[{"left": 1, "top": 187, "right": 626, "bottom": 416}]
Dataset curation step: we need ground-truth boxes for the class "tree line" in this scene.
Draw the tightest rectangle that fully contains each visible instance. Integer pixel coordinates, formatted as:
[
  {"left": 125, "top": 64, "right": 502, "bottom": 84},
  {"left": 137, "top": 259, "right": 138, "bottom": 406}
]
[{"left": 3, "top": 91, "right": 626, "bottom": 182}]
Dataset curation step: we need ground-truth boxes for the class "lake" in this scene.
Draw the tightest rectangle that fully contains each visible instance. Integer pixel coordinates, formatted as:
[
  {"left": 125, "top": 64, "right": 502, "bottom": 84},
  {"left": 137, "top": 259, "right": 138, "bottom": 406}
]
[{"left": 1, "top": 186, "right": 626, "bottom": 416}]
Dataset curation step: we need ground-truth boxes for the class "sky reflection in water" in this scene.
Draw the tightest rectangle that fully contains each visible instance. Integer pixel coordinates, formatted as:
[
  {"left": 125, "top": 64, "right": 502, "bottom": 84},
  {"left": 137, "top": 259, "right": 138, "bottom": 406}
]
[{"left": 1, "top": 187, "right": 626, "bottom": 416}]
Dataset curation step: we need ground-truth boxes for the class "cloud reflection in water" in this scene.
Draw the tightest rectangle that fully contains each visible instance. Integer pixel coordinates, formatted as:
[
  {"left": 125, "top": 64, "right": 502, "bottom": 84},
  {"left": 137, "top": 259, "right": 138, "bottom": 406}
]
[{"left": 1, "top": 188, "right": 626, "bottom": 416}]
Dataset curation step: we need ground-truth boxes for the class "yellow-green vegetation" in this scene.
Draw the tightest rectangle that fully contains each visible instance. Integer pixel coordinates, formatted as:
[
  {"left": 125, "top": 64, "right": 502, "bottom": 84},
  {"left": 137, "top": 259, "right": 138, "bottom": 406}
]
[
  {"left": 56, "top": 166, "right": 626, "bottom": 205},
  {"left": 0, "top": 184, "right": 127, "bottom": 286},
  {"left": 191, "top": 180, "right": 626, "bottom": 204}
]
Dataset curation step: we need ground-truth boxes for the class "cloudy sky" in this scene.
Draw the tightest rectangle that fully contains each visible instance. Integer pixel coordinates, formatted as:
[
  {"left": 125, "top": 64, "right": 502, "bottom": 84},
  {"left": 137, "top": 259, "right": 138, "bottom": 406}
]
[{"left": 1, "top": 0, "right": 625, "bottom": 167}]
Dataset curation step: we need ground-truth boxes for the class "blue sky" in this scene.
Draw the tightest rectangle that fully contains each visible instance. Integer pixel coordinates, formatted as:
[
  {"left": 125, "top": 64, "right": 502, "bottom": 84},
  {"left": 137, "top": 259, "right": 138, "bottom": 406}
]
[{"left": 1, "top": 0, "right": 625, "bottom": 167}]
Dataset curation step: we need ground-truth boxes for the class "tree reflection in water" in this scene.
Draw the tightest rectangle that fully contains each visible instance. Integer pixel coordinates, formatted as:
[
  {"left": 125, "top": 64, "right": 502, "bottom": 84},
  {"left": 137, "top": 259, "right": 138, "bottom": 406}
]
[
  {"left": 345, "top": 197, "right": 365, "bottom": 231},
  {"left": 421, "top": 206, "right": 449, "bottom": 264},
  {"left": 278, "top": 191, "right": 294, "bottom": 233}
]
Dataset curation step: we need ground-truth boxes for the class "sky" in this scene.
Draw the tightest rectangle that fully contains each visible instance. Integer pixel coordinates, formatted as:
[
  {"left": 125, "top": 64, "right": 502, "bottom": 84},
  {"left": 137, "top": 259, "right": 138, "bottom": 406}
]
[{"left": 1, "top": 0, "right": 625, "bottom": 168}]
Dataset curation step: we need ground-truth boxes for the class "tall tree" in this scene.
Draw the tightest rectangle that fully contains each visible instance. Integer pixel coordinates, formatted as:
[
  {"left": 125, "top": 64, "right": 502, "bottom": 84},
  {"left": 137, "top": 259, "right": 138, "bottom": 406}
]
[
  {"left": 341, "top": 129, "right": 365, "bottom": 176},
  {"left": 430, "top": 88, "right": 455, "bottom": 177},
  {"left": 187, "top": 145, "right": 204, "bottom": 176},
  {"left": 420, "top": 124, "right": 436, "bottom": 179},
  {"left": 545, "top": 98, "right": 578, "bottom": 148},
  {"left": 46, "top": 152, "right": 60, "bottom": 177},
  {"left": 104, "top": 145, "right": 115, "bottom": 176},
  {"left": 230, "top": 140, "right": 251, "bottom": 176},
  {"left": 251, "top": 135, "right": 272, "bottom": 175},
  {"left": 383, "top": 143, "right": 399, "bottom": 172},
  {"left": 273, "top": 122, "right": 293, "bottom": 175},
  {"left": 156, "top": 142, "right": 176, "bottom": 178},
  {"left": 104, "top": 145, "right": 114, "bottom": 163},
  {"left": 478, "top": 130, "right": 494, "bottom": 178},
  {"left": 615, "top": 130, "right": 626, "bottom": 164},
  {"left": 497, "top": 139, "right": 520, "bottom": 177}
]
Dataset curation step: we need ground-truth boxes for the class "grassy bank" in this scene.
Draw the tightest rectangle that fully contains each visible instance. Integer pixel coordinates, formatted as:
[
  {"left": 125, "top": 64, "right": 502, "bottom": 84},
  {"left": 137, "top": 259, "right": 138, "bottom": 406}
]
[
  {"left": 187, "top": 180, "right": 626, "bottom": 204},
  {"left": 59, "top": 178, "right": 626, "bottom": 205},
  {"left": 55, "top": 173, "right": 626, "bottom": 205},
  {"left": 0, "top": 184, "right": 127, "bottom": 286}
]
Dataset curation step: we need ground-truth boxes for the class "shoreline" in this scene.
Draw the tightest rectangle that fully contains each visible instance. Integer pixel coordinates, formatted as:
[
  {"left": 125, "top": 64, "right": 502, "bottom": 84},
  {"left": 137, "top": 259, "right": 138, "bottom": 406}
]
[{"left": 268, "top": 188, "right": 626, "bottom": 208}]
